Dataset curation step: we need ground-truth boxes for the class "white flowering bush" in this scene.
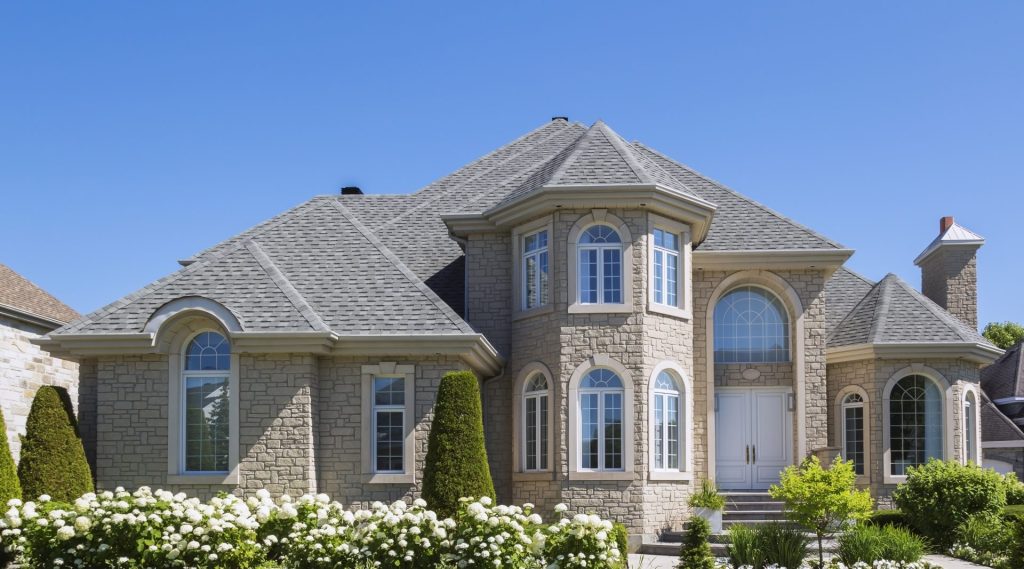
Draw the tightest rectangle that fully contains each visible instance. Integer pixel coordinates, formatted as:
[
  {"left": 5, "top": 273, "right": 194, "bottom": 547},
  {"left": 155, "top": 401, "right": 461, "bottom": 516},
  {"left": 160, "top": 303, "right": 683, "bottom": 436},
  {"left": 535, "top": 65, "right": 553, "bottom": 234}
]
[{"left": 0, "top": 488, "right": 624, "bottom": 569}]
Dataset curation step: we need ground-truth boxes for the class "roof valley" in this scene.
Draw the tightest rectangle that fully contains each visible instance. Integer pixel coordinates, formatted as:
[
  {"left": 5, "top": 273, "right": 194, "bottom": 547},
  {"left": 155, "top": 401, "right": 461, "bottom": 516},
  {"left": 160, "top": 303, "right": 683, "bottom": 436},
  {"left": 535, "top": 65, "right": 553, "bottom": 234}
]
[{"left": 244, "top": 240, "right": 329, "bottom": 332}]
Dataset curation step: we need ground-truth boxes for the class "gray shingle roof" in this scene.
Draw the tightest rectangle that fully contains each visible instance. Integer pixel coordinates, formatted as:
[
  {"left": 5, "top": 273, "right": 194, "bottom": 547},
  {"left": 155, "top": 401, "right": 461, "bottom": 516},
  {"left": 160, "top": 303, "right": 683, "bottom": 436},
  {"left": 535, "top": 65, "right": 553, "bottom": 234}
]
[
  {"left": 824, "top": 267, "right": 875, "bottom": 336},
  {"left": 982, "top": 341, "right": 1024, "bottom": 401},
  {"left": 981, "top": 390, "right": 1024, "bottom": 443},
  {"left": 828, "top": 273, "right": 993, "bottom": 348}
]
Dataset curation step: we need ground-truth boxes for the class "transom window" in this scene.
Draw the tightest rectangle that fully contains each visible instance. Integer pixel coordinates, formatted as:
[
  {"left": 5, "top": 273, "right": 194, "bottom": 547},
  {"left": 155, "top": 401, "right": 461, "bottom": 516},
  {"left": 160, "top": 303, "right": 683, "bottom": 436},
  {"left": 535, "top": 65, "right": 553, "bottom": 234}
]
[
  {"left": 373, "top": 377, "right": 405, "bottom": 474},
  {"left": 652, "top": 371, "right": 681, "bottom": 471},
  {"left": 964, "top": 391, "right": 977, "bottom": 464},
  {"left": 889, "top": 375, "right": 942, "bottom": 476},
  {"left": 578, "top": 225, "right": 623, "bottom": 305},
  {"left": 523, "top": 374, "right": 550, "bottom": 472},
  {"left": 183, "top": 332, "right": 230, "bottom": 473},
  {"left": 842, "top": 393, "right": 865, "bottom": 475},
  {"left": 522, "top": 230, "right": 550, "bottom": 310},
  {"left": 714, "top": 286, "right": 790, "bottom": 363},
  {"left": 579, "top": 369, "right": 624, "bottom": 471},
  {"left": 652, "top": 229, "right": 680, "bottom": 307}
]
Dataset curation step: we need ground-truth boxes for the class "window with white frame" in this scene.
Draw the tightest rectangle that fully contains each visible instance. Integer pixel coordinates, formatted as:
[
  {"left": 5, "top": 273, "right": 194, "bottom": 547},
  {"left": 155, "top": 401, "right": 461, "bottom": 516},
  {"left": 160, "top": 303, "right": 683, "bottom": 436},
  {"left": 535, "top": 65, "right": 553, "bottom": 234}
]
[
  {"left": 841, "top": 393, "right": 865, "bottom": 475},
  {"left": 523, "top": 374, "right": 549, "bottom": 471},
  {"left": 578, "top": 225, "right": 623, "bottom": 305},
  {"left": 889, "top": 375, "right": 943, "bottom": 476},
  {"left": 372, "top": 377, "right": 405, "bottom": 473},
  {"left": 713, "top": 286, "right": 790, "bottom": 364},
  {"left": 522, "top": 230, "right": 550, "bottom": 310},
  {"left": 964, "top": 391, "right": 977, "bottom": 464},
  {"left": 652, "top": 371, "right": 681, "bottom": 471},
  {"left": 652, "top": 228, "right": 680, "bottom": 308},
  {"left": 183, "top": 331, "right": 231, "bottom": 473},
  {"left": 579, "top": 368, "right": 624, "bottom": 471}
]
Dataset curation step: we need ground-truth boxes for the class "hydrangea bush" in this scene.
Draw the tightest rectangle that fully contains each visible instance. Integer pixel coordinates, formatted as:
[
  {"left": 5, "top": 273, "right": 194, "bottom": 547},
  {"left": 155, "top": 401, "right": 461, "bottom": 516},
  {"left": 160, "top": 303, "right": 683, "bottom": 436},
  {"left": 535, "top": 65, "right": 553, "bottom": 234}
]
[{"left": 0, "top": 487, "right": 622, "bottom": 569}]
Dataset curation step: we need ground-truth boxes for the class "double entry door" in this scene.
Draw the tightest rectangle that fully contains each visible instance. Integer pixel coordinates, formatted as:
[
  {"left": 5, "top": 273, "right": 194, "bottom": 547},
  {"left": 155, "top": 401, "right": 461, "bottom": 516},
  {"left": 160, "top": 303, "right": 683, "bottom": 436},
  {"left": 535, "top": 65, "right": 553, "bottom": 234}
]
[{"left": 715, "top": 388, "right": 793, "bottom": 490}]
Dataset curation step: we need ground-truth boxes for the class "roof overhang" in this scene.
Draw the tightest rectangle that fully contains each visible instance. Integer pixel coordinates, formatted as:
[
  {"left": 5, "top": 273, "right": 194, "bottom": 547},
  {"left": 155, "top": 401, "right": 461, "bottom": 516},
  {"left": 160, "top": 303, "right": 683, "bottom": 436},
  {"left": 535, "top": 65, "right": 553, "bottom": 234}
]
[
  {"left": 0, "top": 303, "right": 69, "bottom": 331},
  {"left": 694, "top": 249, "right": 854, "bottom": 273},
  {"left": 33, "top": 331, "right": 505, "bottom": 377},
  {"left": 913, "top": 240, "right": 984, "bottom": 266},
  {"left": 443, "top": 183, "right": 717, "bottom": 243},
  {"left": 827, "top": 342, "right": 1003, "bottom": 365}
]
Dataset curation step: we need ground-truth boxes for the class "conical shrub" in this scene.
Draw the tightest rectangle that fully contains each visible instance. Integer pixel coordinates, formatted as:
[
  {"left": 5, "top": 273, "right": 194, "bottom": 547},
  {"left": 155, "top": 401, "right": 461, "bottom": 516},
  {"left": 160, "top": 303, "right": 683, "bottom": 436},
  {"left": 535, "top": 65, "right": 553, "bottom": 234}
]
[
  {"left": 18, "top": 386, "right": 93, "bottom": 501},
  {"left": 421, "top": 370, "right": 495, "bottom": 517},
  {"left": 0, "top": 408, "right": 20, "bottom": 504}
]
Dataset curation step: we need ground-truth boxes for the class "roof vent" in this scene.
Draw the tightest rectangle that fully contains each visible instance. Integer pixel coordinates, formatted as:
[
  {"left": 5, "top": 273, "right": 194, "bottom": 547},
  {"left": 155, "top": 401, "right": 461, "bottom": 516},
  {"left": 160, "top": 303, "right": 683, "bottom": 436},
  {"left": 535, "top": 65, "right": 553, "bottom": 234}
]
[
  {"left": 551, "top": 116, "right": 568, "bottom": 122},
  {"left": 341, "top": 186, "right": 363, "bottom": 196}
]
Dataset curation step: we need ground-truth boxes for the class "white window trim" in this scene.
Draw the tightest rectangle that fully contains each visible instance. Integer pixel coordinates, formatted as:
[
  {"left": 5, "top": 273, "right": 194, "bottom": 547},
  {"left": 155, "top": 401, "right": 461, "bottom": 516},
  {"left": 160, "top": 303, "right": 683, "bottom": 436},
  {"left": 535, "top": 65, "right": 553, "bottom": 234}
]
[
  {"left": 962, "top": 384, "right": 981, "bottom": 466},
  {"left": 647, "top": 213, "right": 692, "bottom": 320},
  {"left": 361, "top": 362, "right": 416, "bottom": 484},
  {"left": 648, "top": 361, "right": 693, "bottom": 481},
  {"left": 881, "top": 365, "right": 954, "bottom": 485},
  {"left": 167, "top": 330, "right": 240, "bottom": 485},
  {"left": 512, "top": 362, "right": 556, "bottom": 480},
  {"left": 713, "top": 284, "right": 792, "bottom": 365},
  {"left": 567, "top": 210, "right": 634, "bottom": 314},
  {"left": 567, "top": 355, "right": 635, "bottom": 480},
  {"left": 835, "top": 385, "right": 870, "bottom": 484},
  {"left": 512, "top": 216, "right": 555, "bottom": 321},
  {"left": 371, "top": 379, "right": 407, "bottom": 475}
]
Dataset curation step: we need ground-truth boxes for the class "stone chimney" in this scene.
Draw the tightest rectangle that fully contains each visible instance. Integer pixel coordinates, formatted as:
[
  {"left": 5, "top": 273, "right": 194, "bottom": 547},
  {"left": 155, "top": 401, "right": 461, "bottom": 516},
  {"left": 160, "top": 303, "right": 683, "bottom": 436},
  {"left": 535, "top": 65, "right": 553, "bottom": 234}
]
[{"left": 913, "top": 216, "right": 985, "bottom": 328}]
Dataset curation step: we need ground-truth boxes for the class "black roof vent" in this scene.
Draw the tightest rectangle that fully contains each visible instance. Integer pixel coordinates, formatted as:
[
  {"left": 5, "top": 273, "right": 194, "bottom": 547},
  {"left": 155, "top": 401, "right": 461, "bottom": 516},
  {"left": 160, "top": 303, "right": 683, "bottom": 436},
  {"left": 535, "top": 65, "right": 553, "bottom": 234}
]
[
  {"left": 340, "top": 186, "right": 363, "bottom": 195},
  {"left": 552, "top": 116, "right": 568, "bottom": 122}
]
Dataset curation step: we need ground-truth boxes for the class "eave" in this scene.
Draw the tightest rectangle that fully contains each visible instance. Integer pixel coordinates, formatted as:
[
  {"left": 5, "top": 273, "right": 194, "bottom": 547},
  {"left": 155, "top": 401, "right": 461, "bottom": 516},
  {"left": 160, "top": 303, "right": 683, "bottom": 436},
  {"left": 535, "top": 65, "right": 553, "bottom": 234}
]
[
  {"left": 0, "top": 303, "right": 70, "bottom": 331},
  {"left": 693, "top": 249, "right": 854, "bottom": 273},
  {"left": 827, "top": 342, "right": 1003, "bottom": 365}
]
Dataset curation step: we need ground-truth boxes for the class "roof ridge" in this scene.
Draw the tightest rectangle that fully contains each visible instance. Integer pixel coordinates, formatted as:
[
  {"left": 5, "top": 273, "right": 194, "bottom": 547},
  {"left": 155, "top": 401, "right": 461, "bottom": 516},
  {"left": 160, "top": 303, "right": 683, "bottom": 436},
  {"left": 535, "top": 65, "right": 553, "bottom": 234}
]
[
  {"left": 981, "top": 391, "right": 1024, "bottom": 441},
  {"left": 329, "top": 199, "right": 475, "bottom": 335},
  {"left": 826, "top": 276, "right": 880, "bottom": 345},
  {"left": 595, "top": 122, "right": 648, "bottom": 183},
  {"left": 840, "top": 266, "right": 876, "bottom": 287},
  {"left": 869, "top": 275, "right": 895, "bottom": 344},
  {"left": 632, "top": 142, "right": 845, "bottom": 249},
  {"left": 244, "top": 240, "right": 329, "bottom": 332},
  {"left": 188, "top": 196, "right": 330, "bottom": 262},
  {"left": 889, "top": 274, "right": 982, "bottom": 343}
]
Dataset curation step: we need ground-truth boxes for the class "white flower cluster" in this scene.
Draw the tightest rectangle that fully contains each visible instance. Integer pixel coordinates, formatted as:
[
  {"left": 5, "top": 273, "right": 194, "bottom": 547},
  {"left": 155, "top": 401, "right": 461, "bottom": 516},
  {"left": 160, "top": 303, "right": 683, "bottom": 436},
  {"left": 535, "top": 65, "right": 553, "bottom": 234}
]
[{"left": 0, "top": 488, "right": 624, "bottom": 569}]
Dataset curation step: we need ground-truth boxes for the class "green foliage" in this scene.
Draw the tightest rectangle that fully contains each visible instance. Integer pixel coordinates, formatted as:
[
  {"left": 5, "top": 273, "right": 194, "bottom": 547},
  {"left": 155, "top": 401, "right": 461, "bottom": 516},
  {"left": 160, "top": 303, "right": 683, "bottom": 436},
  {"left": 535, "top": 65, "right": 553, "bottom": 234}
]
[
  {"left": 688, "top": 480, "right": 725, "bottom": 510},
  {"left": 1006, "top": 504, "right": 1024, "bottom": 517},
  {"left": 726, "top": 524, "right": 762, "bottom": 569},
  {"left": 876, "top": 525, "right": 926, "bottom": 563},
  {"left": 867, "top": 509, "right": 909, "bottom": 529},
  {"left": 757, "top": 522, "right": 811, "bottom": 569},
  {"left": 1011, "top": 514, "right": 1024, "bottom": 569},
  {"left": 611, "top": 522, "right": 629, "bottom": 567},
  {"left": 421, "top": 371, "right": 495, "bottom": 518},
  {"left": 0, "top": 408, "right": 21, "bottom": 503},
  {"left": 952, "top": 514, "right": 1013, "bottom": 568},
  {"left": 17, "top": 386, "right": 93, "bottom": 501},
  {"left": 1002, "top": 473, "right": 1024, "bottom": 505},
  {"left": 677, "top": 516, "right": 715, "bottom": 569},
  {"left": 838, "top": 524, "right": 925, "bottom": 565},
  {"left": 892, "top": 459, "right": 1006, "bottom": 547},
  {"left": 770, "top": 456, "right": 873, "bottom": 565},
  {"left": 983, "top": 321, "right": 1024, "bottom": 350}
]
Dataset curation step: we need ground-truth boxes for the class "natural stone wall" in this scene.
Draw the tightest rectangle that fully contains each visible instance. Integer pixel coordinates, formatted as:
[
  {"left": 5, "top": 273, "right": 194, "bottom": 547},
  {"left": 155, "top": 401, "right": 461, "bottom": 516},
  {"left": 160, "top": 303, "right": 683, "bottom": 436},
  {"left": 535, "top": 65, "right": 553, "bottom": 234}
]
[
  {"left": 0, "top": 315, "right": 79, "bottom": 462},
  {"left": 919, "top": 247, "right": 979, "bottom": 328}
]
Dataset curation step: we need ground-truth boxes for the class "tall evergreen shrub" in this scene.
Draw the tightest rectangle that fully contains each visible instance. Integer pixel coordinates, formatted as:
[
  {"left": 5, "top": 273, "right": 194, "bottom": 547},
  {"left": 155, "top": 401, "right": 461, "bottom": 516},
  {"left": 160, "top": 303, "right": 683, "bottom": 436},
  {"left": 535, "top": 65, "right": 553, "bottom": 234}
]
[
  {"left": 17, "top": 386, "right": 93, "bottom": 501},
  {"left": 677, "top": 516, "right": 715, "bottom": 569},
  {"left": 422, "top": 370, "right": 495, "bottom": 517},
  {"left": 0, "top": 408, "right": 20, "bottom": 503}
]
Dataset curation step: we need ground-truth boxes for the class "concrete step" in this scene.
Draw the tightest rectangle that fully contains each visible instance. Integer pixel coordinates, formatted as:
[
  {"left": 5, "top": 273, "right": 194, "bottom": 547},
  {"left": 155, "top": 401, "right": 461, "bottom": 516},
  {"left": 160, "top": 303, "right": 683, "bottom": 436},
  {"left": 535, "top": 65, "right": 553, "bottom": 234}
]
[
  {"left": 723, "top": 510, "right": 788, "bottom": 521},
  {"left": 724, "top": 501, "right": 784, "bottom": 512},
  {"left": 721, "top": 491, "right": 773, "bottom": 503}
]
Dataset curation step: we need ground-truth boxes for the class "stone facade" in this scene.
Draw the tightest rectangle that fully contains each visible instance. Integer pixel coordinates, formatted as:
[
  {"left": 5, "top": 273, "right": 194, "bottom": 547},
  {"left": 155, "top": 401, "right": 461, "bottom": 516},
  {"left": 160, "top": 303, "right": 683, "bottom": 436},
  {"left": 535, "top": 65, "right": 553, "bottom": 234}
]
[
  {"left": 919, "top": 246, "right": 979, "bottom": 329},
  {"left": 0, "top": 314, "right": 79, "bottom": 461}
]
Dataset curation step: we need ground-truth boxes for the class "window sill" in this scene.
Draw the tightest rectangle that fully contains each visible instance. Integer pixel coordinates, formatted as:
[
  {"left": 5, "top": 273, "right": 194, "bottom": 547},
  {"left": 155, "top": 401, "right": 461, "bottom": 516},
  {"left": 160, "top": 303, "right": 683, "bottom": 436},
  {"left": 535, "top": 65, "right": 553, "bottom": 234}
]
[
  {"left": 568, "top": 471, "right": 635, "bottom": 481},
  {"left": 168, "top": 472, "right": 239, "bottom": 485},
  {"left": 648, "top": 470, "right": 693, "bottom": 482},
  {"left": 364, "top": 473, "right": 415, "bottom": 485},
  {"left": 647, "top": 303, "right": 691, "bottom": 321},
  {"left": 568, "top": 303, "right": 634, "bottom": 315},
  {"left": 512, "top": 304, "right": 554, "bottom": 322},
  {"left": 513, "top": 471, "right": 556, "bottom": 482}
]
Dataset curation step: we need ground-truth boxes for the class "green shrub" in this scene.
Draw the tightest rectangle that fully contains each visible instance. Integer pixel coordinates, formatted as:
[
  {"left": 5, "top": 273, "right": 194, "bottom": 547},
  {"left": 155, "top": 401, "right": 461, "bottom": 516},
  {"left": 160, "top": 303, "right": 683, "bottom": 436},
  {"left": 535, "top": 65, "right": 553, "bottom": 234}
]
[
  {"left": 1003, "top": 473, "right": 1024, "bottom": 505},
  {"left": 726, "top": 524, "right": 762, "bottom": 569},
  {"left": 1011, "top": 515, "right": 1024, "bottom": 569},
  {"left": 951, "top": 515, "right": 1014, "bottom": 568},
  {"left": 838, "top": 524, "right": 925, "bottom": 565},
  {"left": 17, "top": 386, "right": 93, "bottom": 501},
  {"left": 0, "top": 408, "right": 20, "bottom": 503},
  {"left": 688, "top": 480, "right": 725, "bottom": 510},
  {"left": 757, "top": 522, "right": 810, "bottom": 569},
  {"left": 1006, "top": 505, "right": 1024, "bottom": 517},
  {"left": 893, "top": 459, "right": 1006, "bottom": 547},
  {"left": 677, "top": 516, "right": 715, "bottom": 569},
  {"left": 421, "top": 371, "right": 495, "bottom": 517},
  {"left": 866, "top": 509, "right": 909, "bottom": 529},
  {"left": 876, "top": 525, "right": 925, "bottom": 563},
  {"left": 611, "top": 522, "right": 629, "bottom": 566}
]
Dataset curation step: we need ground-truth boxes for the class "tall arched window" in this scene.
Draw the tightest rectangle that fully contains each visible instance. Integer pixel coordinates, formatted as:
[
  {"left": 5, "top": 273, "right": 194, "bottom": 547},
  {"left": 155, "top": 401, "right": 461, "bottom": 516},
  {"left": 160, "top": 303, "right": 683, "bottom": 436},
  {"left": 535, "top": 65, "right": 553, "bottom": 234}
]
[
  {"left": 578, "top": 225, "right": 623, "bottom": 305},
  {"left": 964, "top": 391, "right": 978, "bottom": 464},
  {"left": 579, "top": 368, "right": 624, "bottom": 471},
  {"left": 889, "top": 375, "right": 943, "bottom": 476},
  {"left": 523, "top": 374, "right": 550, "bottom": 472},
  {"left": 714, "top": 286, "right": 790, "bottom": 363},
  {"left": 652, "top": 371, "right": 682, "bottom": 471},
  {"left": 841, "top": 393, "right": 865, "bottom": 475},
  {"left": 183, "top": 331, "right": 231, "bottom": 473}
]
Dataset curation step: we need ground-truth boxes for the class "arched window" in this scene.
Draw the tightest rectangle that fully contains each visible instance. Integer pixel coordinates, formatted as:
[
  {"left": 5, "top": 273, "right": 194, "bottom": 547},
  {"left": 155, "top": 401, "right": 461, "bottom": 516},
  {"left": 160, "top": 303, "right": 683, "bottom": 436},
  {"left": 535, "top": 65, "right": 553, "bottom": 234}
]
[
  {"left": 713, "top": 286, "right": 790, "bottom": 363},
  {"left": 578, "top": 225, "right": 623, "bottom": 305},
  {"left": 652, "top": 371, "right": 682, "bottom": 471},
  {"left": 889, "top": 375, "right": 943, "bottom": 476},
  {"left": 841, "top": 393, "right": 865, "bottom": 475},
  {"left": 183, "top": 331, "right": 231, "bottom": 473},
  {"left": 579, "top": 368, "right": 625, "bottom": 471},
  {"left": 523, "top": 374, "right": 550, "bottom": 472},
  {"left": 964, "top": 391, "right": 978, "bottom": 464}
]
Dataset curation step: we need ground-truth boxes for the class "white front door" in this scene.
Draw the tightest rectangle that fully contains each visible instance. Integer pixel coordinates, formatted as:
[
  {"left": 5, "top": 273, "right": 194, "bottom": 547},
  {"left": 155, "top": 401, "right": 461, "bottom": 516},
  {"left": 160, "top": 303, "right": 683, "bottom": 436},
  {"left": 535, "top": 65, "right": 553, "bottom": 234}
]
[{"left": 715, "top": 388, "right": 793, "bottom": 489}]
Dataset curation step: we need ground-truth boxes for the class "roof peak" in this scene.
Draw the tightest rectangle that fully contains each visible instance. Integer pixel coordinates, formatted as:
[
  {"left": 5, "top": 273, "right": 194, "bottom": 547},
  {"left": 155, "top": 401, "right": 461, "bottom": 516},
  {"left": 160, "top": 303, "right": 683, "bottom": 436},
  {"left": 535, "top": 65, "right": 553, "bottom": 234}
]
[{"left": 914, "top": 218, "right": 985, "bottom": 265}]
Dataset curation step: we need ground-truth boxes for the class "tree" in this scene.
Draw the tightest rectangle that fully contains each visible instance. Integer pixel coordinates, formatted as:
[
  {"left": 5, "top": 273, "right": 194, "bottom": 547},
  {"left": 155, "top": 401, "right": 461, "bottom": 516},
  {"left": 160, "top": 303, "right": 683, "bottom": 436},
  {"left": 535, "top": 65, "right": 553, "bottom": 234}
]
[
  {"left": 983, "top": 321, "right": 1024, "bottom": 350},
  {"left": 770, "top": 455, "right": 873, "bottom": 567},
  {"left": 0, "top": 408, "right": 21, "bottom": 503},
  {"left": 421, "top": 370, "right": 495, "bottom": 517},
  {"left": 677, "top": 516, "right": 715, "bottom": 569},
  {"left": 18, "top": 386, "right": 93, "bottom": 501}
]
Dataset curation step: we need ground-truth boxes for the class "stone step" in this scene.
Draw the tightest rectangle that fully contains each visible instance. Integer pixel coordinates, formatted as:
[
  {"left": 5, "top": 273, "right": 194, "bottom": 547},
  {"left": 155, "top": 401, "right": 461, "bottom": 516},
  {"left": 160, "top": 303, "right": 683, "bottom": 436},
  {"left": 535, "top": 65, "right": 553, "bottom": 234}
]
[
  {"left": 723, "top": 519, "right": 801, "bottom": 529},
  {"left": 723, "top": 510, "right": 788, "bottom": 521},
  {"left": 721, "top": 491, "right": 773, "bottom": 503},
  {"left": 724, "top": 501, "right": 785, "bottom": 512}
]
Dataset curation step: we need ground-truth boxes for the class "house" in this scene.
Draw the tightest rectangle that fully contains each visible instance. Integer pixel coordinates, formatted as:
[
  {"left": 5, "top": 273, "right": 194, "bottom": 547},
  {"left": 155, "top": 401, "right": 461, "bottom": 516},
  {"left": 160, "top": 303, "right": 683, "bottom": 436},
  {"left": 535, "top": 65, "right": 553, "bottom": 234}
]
[
  {"left": 980, "top": 341, "right": 1024, "bottom": 476},
  {"left": 35, "top": 119, "right": 1001, "bottom": 542},
  {"left": 0, "top": 263, "right": 80, "bottom": 461}
]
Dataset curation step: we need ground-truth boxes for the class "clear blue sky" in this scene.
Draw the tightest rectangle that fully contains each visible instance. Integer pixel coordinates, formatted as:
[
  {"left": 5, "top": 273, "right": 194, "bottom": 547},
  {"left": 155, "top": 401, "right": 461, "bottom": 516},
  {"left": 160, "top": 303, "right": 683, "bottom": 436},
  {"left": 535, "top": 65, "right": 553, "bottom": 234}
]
[{"left": 1, "top": 2, "right": 1021, "bottom": 328}]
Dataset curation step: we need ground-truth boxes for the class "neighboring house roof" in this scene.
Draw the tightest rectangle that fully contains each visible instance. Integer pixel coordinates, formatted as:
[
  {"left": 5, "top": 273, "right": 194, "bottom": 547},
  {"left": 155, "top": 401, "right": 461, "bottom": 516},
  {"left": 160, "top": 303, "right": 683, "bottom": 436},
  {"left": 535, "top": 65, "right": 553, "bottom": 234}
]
[
  {"left": 0, "top": 263, "right": 80, "bottom": 327},
  {"left": 981, "top": 390, "right": 1024, "bottom": 444},
  {"left": 828, "top": 272, "right": 994, "bottom": 348},
  {"left": 982, "top": 341, "right": 1024, "bottom": 401},
  {"left": 914, "top": 220, "right": 985, "bottom": 265},
  {"left": 824, "top": 267, "right": 876, "bottom": 337}
]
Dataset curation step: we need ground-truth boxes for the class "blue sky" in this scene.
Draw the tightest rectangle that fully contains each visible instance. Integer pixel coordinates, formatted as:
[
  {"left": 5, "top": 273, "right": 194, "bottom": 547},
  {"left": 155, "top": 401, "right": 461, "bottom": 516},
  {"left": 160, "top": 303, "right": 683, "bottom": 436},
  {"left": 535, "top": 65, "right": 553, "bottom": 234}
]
[{"left": 1, "top": 2, "right": 1021, "bottom": 328}]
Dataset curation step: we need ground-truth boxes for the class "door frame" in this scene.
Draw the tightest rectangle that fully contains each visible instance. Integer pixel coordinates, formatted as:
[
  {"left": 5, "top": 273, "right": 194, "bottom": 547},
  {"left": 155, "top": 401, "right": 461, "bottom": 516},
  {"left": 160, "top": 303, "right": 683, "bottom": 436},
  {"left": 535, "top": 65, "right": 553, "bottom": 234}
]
[{"left": 714, "top": 386, "right": 794, "bottom": 489}]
